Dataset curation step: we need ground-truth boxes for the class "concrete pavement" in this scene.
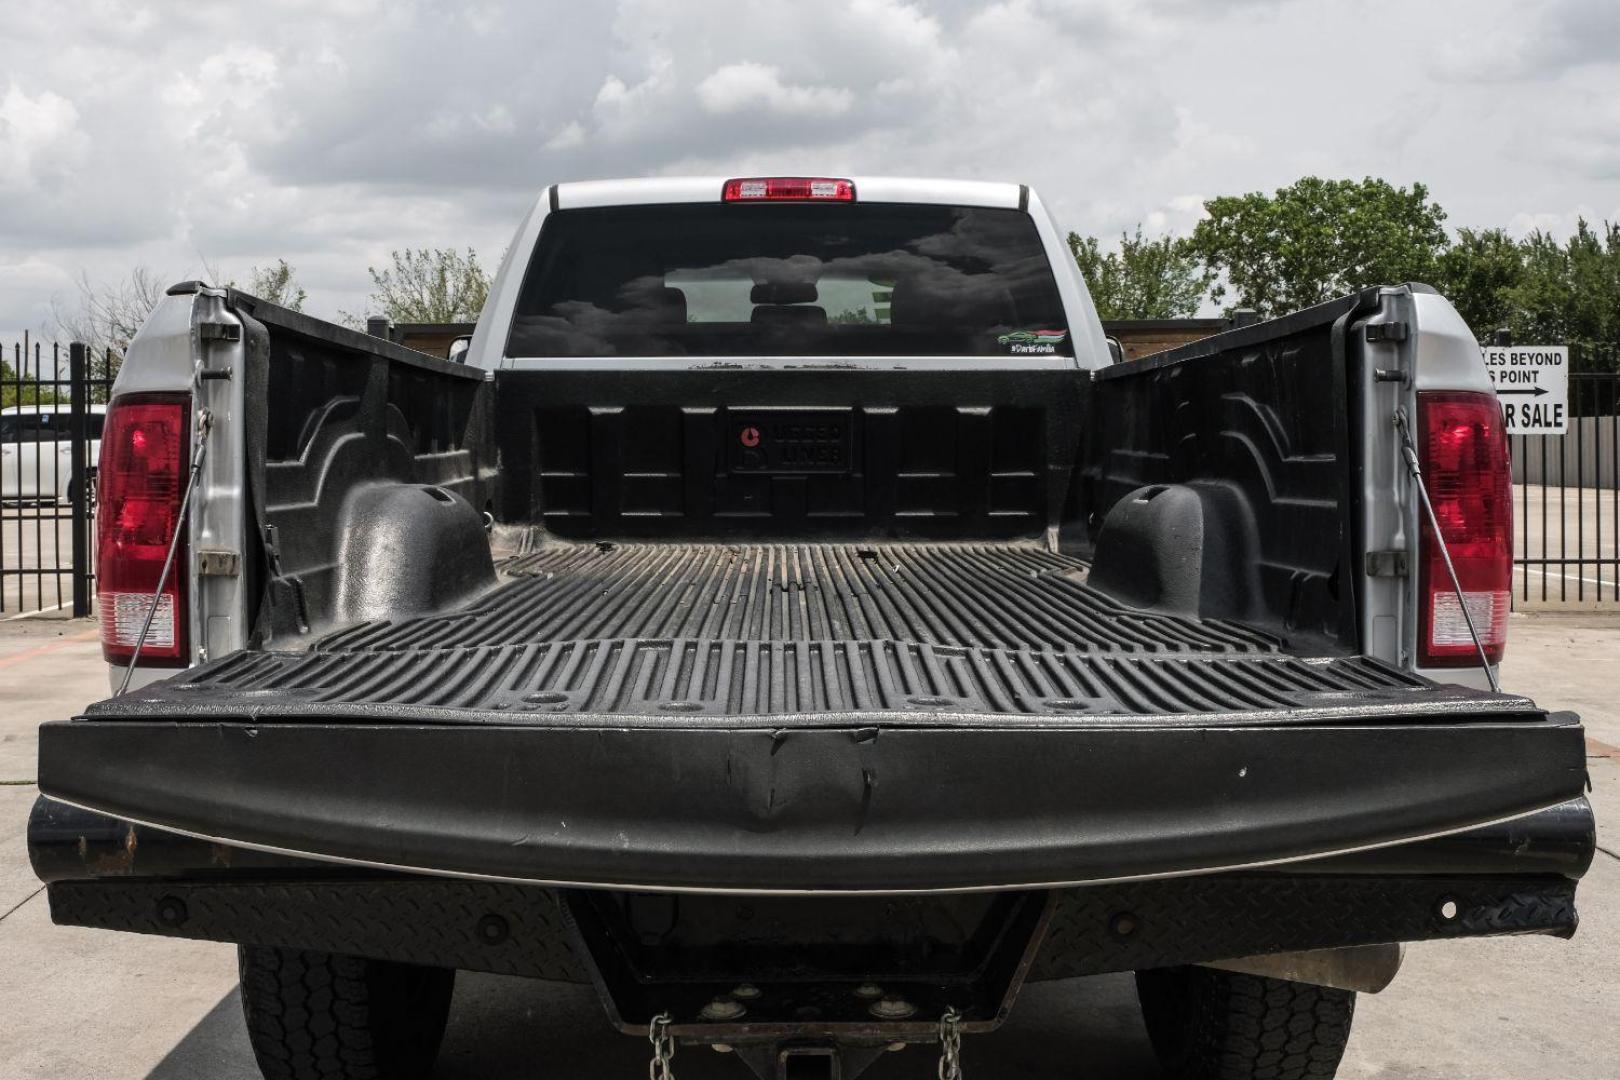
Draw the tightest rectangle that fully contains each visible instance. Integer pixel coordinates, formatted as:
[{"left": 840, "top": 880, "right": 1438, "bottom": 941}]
[
  {"left": 1513, "top": 484, "right": 1620, "bottom": 605},
  {"left": 0, "top": 612, "right": 1614, "bottom": 1079},
  {"left": 0, "top": 507, "right": 80, "bottom": 619}
]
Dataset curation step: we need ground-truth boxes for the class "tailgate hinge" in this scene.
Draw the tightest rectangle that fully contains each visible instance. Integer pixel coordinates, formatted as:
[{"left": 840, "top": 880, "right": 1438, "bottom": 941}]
[
  {"left": 1364, "top": 550, "right": 1409, "bottom": 577},
  {"left": 197, "top": 549, "right": 241, "bottom": 577}
]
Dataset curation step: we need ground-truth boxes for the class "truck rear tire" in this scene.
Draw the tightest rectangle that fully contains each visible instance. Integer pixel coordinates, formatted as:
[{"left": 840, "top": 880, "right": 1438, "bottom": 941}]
[
  {"left": 1135, "top": 966, "right": 1355, "bottom": 1080},
  {"left": 238, "top": 945, "right": 455, "bottom": 1080}
]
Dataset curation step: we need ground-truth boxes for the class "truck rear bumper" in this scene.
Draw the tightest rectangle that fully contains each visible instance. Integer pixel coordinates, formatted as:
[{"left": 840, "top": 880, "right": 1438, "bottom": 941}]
[
  {"left": 29, "top": 796, "right": 1594, "bottom": 1034},
  {"left": 36, "top": 706, "right": 1590, "bottom": 893}
]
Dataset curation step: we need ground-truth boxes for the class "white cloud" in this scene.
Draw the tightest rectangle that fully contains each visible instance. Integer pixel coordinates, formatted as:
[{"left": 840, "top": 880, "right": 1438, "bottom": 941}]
[
  {"left": 1436, "top": 0, "right": 1620, "bottom": 80},
  {"left": 591, "top": 56, "right": 680, "bottom": 142},
  {"left": 1508, "top": 211, "right": 1580, "bottom": 236},
  {"left": 0, "top": 84, "right": 88, "bottom": 194},
  {"left": 0, "top": 253, "right": 76, "bottom": 335},
  {"left": 1, "top": 0, "right": 1618, "bottom": 336},
  {"left": 696, "top": 63, "right": 855, "bottom": 117},
  {"left": 544, "top": 121, "right": 586, "bottom": 151}
]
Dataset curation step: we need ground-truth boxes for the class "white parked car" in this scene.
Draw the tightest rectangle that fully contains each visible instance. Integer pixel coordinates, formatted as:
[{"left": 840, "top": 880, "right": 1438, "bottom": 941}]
[{"left": 0, "top": 403, "right": 105, "bottom": 503}]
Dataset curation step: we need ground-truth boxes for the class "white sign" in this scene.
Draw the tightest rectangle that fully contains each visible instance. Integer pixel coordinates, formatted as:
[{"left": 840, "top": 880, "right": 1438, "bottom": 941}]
[{"left": 1482, "top": 345, "right": 1568, "bottom": 435}]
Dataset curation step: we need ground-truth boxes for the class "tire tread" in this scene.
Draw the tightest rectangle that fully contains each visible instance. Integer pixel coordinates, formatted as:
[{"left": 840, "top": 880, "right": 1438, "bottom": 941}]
[
  {"left": 238, "top": 945, "right": 453, "bottom": 1080},
  {"left": 1137, "top": 966, "right": 1354, "bottom": 1080}
]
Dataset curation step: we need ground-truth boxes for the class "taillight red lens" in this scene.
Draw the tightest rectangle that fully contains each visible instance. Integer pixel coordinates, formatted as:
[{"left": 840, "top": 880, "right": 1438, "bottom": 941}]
[
  {"left": 722, "top": 177, "right": 855, "bottom": 202},
  {"left": 97, "top": 394, "right": 190, "bottom": 666},
  {"left": 1417, "top": 391, "right": 1512, "bottom": 667}
]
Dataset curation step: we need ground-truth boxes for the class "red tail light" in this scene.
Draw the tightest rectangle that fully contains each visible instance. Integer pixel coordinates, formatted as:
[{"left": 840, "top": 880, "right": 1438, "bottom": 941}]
[
  {"left": 1417, "top": 391, "right": 1512, "bottom": 667},
  {"left": 98, "top": 394, "right": 191, "bottom": 666},
  {"left": 722, "top": 177, "right": 855, "bottom": 202}
]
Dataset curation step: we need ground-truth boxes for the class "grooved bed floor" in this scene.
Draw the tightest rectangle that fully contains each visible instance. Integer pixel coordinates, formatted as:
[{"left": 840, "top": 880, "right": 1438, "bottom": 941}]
[
  {"left": 319, "top": 543, "right": 1276, "bottom": 655},
  {"left": 121, "top": 544, "right": 1470, "bottom": 720}
]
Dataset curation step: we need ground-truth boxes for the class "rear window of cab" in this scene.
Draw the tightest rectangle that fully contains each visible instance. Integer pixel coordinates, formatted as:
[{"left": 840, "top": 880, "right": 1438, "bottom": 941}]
[{"left": 507, "top": 203, "right": 1072, "bottom": 358}]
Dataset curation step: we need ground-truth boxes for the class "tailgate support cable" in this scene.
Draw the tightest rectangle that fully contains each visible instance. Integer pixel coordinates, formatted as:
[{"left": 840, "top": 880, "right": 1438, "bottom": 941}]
[
  {"left": 1392, "top": 409, "right": 1500, "bottom": 693},
  {"left": 119, "top": 408, "right": 212, "bottom": 695}
]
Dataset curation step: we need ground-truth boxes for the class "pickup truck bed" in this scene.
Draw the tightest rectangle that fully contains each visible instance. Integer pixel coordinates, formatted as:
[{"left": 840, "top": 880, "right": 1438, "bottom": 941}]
[
  {"left": 42, "top": 537, "right": 1582, "bottom": 894},
  {"left": 154, "top": 540, "right": 1418, "bottom": 717},
  {"left": 34, "top": 275, "right": 1592, "bottom": 890},
  {"left": 29, "top": 181, "right": 1597, "bottom": 1079}
]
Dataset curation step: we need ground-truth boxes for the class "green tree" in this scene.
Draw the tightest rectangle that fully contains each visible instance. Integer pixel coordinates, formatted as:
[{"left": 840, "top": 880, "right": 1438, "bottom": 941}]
[
  {"left": 351, "top": 248, "right": 490, "bottom": 324},
  {"left": 1068, "top": 226, "right": 1212, "bottom": 319},
  {"left": 1496, "top": 220, "right": 1620, "bottom": 360},
  {"left": 1435, "top": 228, "right": 1525, "bottom": 341},
  {"left": 238, "top": 259, "right": 307, "bottom": 311},
  {"left": 829, "top": 308, "right": 876, "bottom": 324},
  {"left": 1189, "top": 177, "right": 1449, "bottom": 315},
  {"left": 1, "top": 357, "right": 59, "bottom": 409}
]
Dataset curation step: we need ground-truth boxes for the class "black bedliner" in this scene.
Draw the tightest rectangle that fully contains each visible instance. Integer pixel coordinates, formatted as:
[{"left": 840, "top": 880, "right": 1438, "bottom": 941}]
[
  {"left": 46, "top": 547, "right": 1587, "bottom": 892},
  {"left": 34, "top": 287, "right": 1597, "bottom": 909},
  {"left": 137, "top": 639, "right": 1445, "bottom": 721},
  {"left": 329, "top": 541, "right": 1275, "bottom": 653},
  {"left": 106, "top": 543, "right": 1465, "bottom": 720},
  {"left": 38, "top": 708, "right": 1585, "bottom": 891}
]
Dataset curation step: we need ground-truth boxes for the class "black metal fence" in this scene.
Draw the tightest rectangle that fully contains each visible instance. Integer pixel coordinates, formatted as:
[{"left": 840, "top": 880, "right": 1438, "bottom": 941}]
[
  {"left": 1, "top": 338, "right": 118, "bottom": 616},
  {"left": 1511, "top": 344, "right": 1619, "bottom": 605}
]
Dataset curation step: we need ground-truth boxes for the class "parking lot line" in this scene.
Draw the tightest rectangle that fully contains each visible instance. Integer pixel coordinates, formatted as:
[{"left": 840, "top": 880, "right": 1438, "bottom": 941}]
[
  {"left": 0, "top": 628, "right": 98, "bottom": 670},
  {"left": 1587, "top": 736, "right": 1620, "bottom": 762}
]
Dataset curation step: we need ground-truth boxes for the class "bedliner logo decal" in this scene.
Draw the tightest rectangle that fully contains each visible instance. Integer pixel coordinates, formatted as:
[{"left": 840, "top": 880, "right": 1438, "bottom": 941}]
[{"left": 998, "top": 328, "right": 1068, "bottom": 354}]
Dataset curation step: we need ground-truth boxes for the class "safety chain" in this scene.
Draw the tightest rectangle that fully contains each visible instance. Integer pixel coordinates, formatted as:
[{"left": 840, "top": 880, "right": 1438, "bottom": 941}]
[
  {"left": 937, "top": 1006, "right": 964, "bottom": 1080},
  {"left": 647, "top": 1012, "right": 677, "bottom": 1080}
]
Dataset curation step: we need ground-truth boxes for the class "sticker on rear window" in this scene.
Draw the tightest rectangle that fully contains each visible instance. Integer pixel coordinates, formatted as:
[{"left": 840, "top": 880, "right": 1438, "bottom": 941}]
[{"left": 998, "top": 329, "right": 1067, "bottom": 354}]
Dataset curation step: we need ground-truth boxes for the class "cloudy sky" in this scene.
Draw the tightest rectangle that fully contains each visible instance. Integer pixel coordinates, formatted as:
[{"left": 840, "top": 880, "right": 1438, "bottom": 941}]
[{"left": 3, "top": 0, "right": 1619, "bottom": 339}]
